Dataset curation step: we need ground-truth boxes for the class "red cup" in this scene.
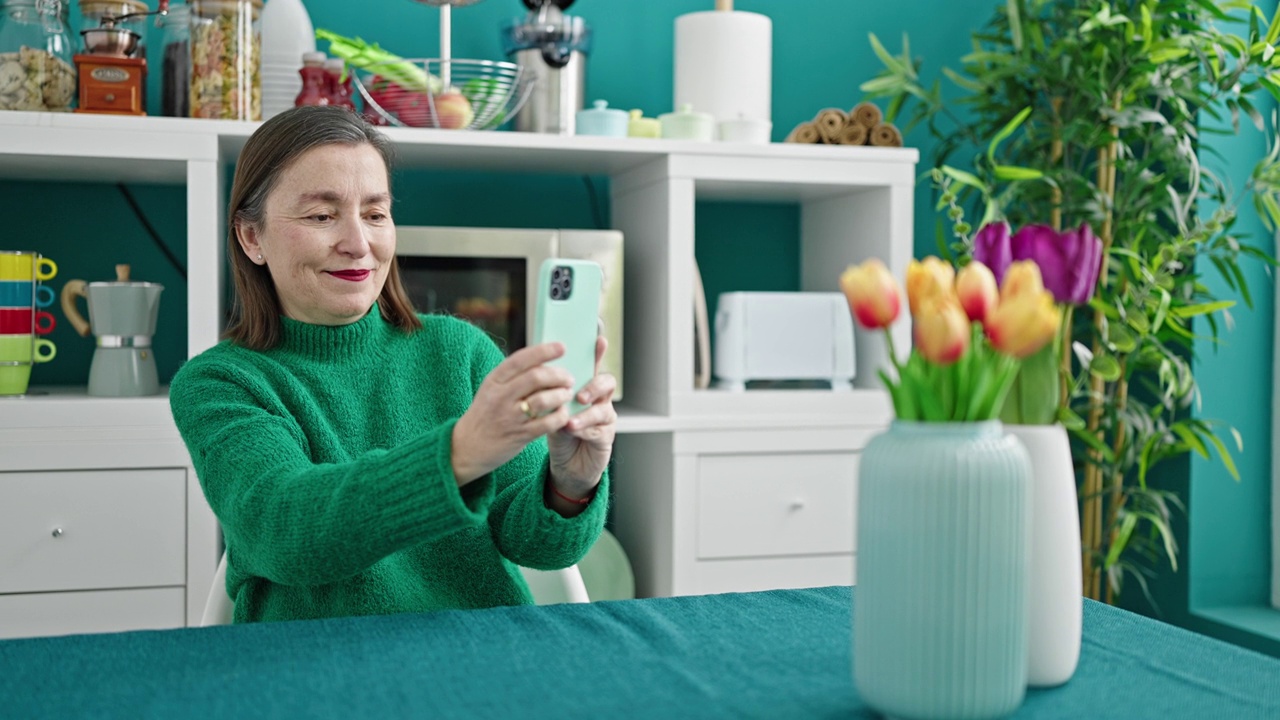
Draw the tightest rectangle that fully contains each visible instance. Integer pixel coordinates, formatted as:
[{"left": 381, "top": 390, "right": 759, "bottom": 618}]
[{"left": 0, "top": 308, "right": 55, "bottom": 335}]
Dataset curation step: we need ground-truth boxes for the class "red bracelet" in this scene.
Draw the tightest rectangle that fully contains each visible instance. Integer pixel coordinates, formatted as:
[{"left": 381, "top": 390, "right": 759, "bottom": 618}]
[{"left": 550, "top": 481, "right": 594, "bottom": 506}]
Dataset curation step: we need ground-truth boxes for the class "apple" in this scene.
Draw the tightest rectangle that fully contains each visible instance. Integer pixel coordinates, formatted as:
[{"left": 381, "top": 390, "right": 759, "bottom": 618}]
[{"left": 432, "top": 91, "right": 474, "bottom": 130}]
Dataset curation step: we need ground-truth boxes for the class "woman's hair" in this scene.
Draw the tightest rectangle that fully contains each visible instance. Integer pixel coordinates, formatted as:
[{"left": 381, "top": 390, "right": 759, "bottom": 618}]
[{"left": 223, "top": 106, "right": 422, "bottom": 349}]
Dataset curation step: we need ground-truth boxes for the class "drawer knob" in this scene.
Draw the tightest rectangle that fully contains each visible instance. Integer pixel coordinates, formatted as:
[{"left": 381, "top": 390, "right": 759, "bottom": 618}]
[
  {"left": 105, "top": 93, "right": 116, "bottom": 103},
  {"left": 788, "top": 499, "right": 806, "bottom": 511},
  {"left": 51, "top": 528, "right": 64, "bottom": 538}
]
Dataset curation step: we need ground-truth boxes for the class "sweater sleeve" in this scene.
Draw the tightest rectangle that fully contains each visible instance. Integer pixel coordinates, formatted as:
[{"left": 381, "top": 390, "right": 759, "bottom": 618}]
[
  {"left": 465, "top": 326, "right": 608, "bottom": 571},
  {"left": 170, "top": 354, "right": 495, "bottom": 587}
]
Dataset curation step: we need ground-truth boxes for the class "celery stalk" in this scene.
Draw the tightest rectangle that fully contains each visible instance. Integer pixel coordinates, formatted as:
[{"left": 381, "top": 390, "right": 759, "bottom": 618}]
[{"left": 315, "top": 29, "right": 443, "bottom": 95}]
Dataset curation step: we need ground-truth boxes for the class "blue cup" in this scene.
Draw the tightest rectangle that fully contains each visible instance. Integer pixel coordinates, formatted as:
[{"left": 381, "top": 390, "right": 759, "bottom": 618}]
[{"left": 0, "top": 281, "right": 53, "bottom": 308}]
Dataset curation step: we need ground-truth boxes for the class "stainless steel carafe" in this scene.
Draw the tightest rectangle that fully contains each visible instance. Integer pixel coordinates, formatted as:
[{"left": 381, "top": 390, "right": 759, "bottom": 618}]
[{"left": 501, "top": 2, "right": 591, "bottom": 135}]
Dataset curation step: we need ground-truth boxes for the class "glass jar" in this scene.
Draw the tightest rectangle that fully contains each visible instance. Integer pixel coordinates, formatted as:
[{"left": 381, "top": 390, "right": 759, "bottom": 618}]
[
  {"left": 158, "top": 3, "right": 188, "bottom": 117},
  {"left": 0, "top": 0, "right": 76, "bottom": 112},
  {"left": 188, "top": 0, "right": 259, "bottom": 120}
]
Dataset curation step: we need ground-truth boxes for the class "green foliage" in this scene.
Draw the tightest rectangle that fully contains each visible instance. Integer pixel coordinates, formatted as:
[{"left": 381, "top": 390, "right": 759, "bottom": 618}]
[{"left": 862, "top": 0, "right": 1280, "bottom": 603}]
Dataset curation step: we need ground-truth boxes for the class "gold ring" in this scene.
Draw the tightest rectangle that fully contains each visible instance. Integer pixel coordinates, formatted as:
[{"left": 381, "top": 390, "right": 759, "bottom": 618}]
[{"left": 519, "top": 399, "right": 535, "bottom": 419}]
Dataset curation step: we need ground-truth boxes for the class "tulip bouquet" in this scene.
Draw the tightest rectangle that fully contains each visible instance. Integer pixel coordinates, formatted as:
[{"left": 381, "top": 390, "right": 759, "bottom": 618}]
[
  {"left": 973, "top": 221, "right": 1104, "bottom": 426},
  {"left": 841, "top": 255, "right": 1060, "bottom": 422}
]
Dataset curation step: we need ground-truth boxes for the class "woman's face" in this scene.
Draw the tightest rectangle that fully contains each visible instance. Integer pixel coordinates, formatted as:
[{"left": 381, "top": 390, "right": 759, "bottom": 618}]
[{"left": 237, "top": 143, "right": 395, "bottom": 326}]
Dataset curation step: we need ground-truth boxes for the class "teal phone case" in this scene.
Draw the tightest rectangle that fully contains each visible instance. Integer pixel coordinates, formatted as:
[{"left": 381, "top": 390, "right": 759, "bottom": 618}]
[{"left": 534, "top": 259, "right": 602, "bottom": 416}]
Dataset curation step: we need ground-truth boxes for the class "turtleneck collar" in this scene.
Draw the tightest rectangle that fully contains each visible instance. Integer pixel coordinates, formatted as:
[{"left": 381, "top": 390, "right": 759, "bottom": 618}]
[{"left": 278, "top": 303, "right": 390, "bottom": 361}]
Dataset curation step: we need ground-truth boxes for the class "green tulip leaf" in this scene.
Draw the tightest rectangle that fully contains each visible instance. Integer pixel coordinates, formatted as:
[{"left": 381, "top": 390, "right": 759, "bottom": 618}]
[
  {"left": 1090, "top": 354, "right": 1122, "bottom": 381},
  {"left": 1059, "top": 407, "right": 1086, "bottom": 432}
]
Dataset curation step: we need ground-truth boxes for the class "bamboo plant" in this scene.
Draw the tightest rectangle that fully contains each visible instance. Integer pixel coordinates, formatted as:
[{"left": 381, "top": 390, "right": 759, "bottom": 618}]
[{"left": 861, "top": 0, "right": 1280, "bottom": 603}]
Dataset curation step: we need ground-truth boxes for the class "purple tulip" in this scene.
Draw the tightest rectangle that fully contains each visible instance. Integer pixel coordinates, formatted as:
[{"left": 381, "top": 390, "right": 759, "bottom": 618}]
[
  {"left": 973, "top": 222, "right": 1013, "bottom": 284},
  {"left": 1009, "top": 223, "right": 1103, "bottom": 305}
]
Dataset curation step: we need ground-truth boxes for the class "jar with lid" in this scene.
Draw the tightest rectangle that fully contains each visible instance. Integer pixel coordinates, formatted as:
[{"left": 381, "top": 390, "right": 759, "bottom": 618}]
[
  {"left": 188, "top": 0, "right": 260, "bottom": 120},
  {"left": 157, "top": 2, "right": 188, "bottom": 117},
  {"left": 0, "top": 0, "right": 76, "bottom": 112}
]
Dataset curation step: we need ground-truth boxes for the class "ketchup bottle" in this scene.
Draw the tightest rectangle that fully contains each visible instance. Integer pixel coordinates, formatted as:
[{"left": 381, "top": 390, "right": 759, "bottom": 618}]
[
  {"left": 325, "top": 58, "right": 356, "bottom": 110},
  {"left": 295, "top": 52, "right": 331, "bottom": 107}
]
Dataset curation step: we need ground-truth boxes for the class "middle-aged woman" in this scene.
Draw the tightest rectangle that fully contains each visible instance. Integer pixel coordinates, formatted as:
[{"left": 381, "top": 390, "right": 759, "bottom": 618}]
[{"left": 169, "top": 106, "right": 616, "bottom": 624}]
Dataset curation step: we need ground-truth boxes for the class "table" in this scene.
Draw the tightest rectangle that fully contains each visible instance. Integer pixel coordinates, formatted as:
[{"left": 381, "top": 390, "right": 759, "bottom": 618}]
[{"left": 2, "top": 586, "right": 1278, "bottom": 718}]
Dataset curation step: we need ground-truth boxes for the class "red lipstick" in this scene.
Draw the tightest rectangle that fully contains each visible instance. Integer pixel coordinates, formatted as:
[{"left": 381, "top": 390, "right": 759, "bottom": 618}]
[{"left": 329, "top": 269, "right": 371, "bottom": 282}]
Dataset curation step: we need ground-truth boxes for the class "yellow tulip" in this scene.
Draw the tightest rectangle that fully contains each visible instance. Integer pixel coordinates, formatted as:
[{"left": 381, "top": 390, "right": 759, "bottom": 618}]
[
  {"left": 906, "top": 256, "right": 957, "bottom": 317},
  {"left": 955, "top": 261, "right": 999, "bottom": 324},
  {"left": 840, "top": 259, "right": 902, "bottom": 329},
  {"left": 913, "top": 297, "right": 970, "bottom": 365},
  {"left": 985, "top": 289, "right": 1062, "bottom": 358},
  {"left": 1000, "top": 260, "right": 1046, "bottom": 302}
]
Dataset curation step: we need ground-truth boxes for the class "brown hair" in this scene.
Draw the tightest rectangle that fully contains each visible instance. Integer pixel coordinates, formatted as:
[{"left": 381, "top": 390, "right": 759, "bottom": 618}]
[{"left": 223, "top": 106, "right": 422, "bottom": 349}]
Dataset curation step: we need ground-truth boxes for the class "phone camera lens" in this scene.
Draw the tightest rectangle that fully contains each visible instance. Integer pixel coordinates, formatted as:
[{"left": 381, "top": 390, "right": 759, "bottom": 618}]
[
  {"left": 550, "top": 284, "right": 563, "bottom": 300},
  {"left": 561, "top": 276, "right": 573, "bottom": 293}
]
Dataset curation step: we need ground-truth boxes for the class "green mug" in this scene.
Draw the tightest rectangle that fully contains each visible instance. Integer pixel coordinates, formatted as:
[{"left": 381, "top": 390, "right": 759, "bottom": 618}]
[
  {"left": 0, "top": 363, "right": 32, "bottom": 395},
  {"left": 0, "top": 335, "right": 56, "bottom": 363}
]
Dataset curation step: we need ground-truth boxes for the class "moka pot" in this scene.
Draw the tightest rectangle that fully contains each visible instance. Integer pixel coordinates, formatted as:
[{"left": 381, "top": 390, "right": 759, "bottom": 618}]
[{"left": 60, "top": 264, "right": 163, "bottom": 396}]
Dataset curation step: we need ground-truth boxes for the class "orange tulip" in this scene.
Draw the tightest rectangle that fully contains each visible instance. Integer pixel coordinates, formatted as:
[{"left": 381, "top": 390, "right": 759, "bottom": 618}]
[
  {"left": 906, "top": 257, "right": 957, "bottom": 316},
  {"left": 913, "top": 297, "right": 970, "bottom": 365},
  {"left": 840, "top": 259, "right": 902, "bottom": 329},
  {"left": 985, "top": 289, "right": 1062, "bottom": 358},
  {"left": 956, "top": 261, "right": 999, "bottom": 324},
  {"left": 1000, "top": 260, "right": 1046, "bottom": 302}
]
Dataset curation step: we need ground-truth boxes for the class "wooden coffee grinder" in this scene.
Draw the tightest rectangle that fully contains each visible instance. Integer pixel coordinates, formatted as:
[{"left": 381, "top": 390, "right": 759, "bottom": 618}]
[{"left": 75, "top": 0, "right": 169, "bottom": 115}]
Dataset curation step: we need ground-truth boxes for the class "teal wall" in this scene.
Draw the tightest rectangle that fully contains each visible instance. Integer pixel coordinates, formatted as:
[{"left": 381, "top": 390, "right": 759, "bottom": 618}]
[{"left": 16, "top": 0, "right": 1275, "bottom": 650}]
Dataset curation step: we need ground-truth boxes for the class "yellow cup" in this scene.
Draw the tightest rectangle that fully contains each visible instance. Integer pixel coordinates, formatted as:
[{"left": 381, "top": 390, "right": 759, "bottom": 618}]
[
  {"left": 0, "top": 334, "right": 56, "bottom": 363},
  {"left": 0, "top": 252, "right": 57, "bottom": 281}
]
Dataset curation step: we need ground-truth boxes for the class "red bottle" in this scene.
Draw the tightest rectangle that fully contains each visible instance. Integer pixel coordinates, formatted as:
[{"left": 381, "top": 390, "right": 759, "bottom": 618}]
[
  {"left": 325, "top": 58, "right": 356, "bottom": 110},
  {"left": 295, "top": 52, "right": 331, "bottom": 107}
]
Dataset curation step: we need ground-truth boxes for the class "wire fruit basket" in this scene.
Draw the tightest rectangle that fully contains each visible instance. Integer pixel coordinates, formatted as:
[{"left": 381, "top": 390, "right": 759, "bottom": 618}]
[{"left": 353, "top": 58, "right": 533, "bottom": 130}]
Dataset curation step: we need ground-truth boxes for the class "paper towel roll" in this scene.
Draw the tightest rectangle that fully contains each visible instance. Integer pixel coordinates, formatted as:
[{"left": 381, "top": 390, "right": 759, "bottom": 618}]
[{"left": 674, "top": 10, "right": 772, "bottom": 126}]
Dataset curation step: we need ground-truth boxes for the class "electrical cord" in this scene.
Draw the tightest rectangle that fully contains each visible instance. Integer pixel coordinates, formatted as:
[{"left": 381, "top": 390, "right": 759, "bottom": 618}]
[
  {"left": 582, "top": 175, "right": 606, "bottom": 229},
  {"left": 117, "top": 183, "right": 187, "bottom": 281}
]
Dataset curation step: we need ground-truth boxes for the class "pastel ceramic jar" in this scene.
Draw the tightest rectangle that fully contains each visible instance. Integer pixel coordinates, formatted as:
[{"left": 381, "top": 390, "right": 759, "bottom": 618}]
[
  {"left": 718, "top": 117, "right": 772, "bottom": 144},
  {"left": 628, "top": 109, "right": 660, "bottom": 138},
  {"left": 576, "top": 100, "right": 629, "bottom": 137},
  {"left": 659, "top": 103, "right": 714, "bottom": 141}
]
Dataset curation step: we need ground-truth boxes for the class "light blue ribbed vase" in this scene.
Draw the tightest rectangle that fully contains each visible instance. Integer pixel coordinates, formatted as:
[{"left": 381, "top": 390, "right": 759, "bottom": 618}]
[{"left": 854, "top": 421, "right": 1031, "bottom": 720}]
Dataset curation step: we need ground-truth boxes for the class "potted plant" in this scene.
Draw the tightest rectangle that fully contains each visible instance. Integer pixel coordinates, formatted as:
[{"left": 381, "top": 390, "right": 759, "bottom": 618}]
[{"left": 858, "top": 0, "right": 1280, "bottom": 613}]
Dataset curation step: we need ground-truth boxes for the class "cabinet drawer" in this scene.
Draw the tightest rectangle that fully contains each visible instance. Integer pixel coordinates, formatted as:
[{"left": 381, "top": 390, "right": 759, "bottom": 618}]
[
  {"left": 0, "top": 587, "right": 185, "bottom": 639},
  {"left": 0, "top": 469, "right": 186, "bottom": 594},
  {"left": 696, "top": 452, "right": 859, "bottom": 560}
]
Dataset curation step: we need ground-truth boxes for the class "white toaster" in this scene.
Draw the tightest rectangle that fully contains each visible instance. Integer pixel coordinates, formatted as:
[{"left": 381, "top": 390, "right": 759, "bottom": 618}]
[{"left": 713, "top": 292, "right": 856, "bottom": 391}]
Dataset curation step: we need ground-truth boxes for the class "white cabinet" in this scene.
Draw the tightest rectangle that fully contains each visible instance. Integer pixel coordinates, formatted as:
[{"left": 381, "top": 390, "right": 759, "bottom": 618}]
[{"left": 0, "top": 111, "right": 916, "bottom": 628}]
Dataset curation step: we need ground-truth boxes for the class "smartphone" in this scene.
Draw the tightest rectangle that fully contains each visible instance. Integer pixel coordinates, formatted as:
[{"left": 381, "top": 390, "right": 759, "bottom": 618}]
[{"left": 534, "top": 258, "right": 603, "bottom": 416}]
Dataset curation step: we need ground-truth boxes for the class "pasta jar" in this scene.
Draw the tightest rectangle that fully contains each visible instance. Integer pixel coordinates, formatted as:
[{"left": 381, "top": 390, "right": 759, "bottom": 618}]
[
  {"left": 0, "top": 0, "right": 76, "bottom": 112},
  {"left": 188, "top": 0, "right": 260, "bottom": 120}
]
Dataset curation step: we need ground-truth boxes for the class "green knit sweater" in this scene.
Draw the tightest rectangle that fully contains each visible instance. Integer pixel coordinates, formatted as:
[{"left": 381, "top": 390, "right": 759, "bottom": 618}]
[{"left": 169, "top": 307, "right": 608, "bottom": 623}]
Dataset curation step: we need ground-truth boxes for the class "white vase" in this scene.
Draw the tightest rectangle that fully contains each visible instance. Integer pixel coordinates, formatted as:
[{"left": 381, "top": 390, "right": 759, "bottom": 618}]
[{"left": 1006, "top": 423, "right": 1082, "bottom": 687}]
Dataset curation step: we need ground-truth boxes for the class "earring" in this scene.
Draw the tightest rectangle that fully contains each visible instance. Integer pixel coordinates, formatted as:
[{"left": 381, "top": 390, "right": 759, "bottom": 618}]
[{"left": 256, "top": 253, "right": 263, "bottom": 262}]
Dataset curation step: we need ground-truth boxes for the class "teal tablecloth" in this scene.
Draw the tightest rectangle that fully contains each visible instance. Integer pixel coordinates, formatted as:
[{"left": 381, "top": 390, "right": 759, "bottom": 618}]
[{"left": 1, "top": 586, "right": 1278, "bottom": 718}]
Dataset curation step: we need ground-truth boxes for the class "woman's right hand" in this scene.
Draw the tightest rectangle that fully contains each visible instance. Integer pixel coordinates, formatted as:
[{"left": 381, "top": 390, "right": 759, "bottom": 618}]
[{"left": 451, "top": 342, "right": 576, "bottom": 486}]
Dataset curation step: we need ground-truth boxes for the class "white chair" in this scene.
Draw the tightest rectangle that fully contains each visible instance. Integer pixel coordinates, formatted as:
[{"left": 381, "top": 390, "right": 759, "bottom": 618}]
[{"left": 200, "top": 553, "right": 589, "bottom": 627}]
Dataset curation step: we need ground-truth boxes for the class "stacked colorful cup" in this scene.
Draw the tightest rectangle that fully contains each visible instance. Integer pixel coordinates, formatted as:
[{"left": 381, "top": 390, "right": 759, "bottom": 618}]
[{"left": 0, "top": 251, "right": 58, "bottom": 396}]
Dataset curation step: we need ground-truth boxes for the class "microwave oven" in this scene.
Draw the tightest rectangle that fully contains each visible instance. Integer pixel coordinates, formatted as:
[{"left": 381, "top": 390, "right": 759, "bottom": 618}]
[{"left": 395, "top": 226, "right": 623, "bottom": 399}]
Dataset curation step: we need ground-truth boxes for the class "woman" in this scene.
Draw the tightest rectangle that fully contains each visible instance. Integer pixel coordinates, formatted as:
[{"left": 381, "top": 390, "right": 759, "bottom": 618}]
[{"left": 170, "top": 106, "right": 617, "bottom": 623}]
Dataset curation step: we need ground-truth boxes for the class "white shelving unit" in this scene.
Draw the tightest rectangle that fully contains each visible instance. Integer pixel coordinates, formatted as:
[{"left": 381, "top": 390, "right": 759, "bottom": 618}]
[{"left": 0, "top": 111, "right": 917, "bottom": 630}]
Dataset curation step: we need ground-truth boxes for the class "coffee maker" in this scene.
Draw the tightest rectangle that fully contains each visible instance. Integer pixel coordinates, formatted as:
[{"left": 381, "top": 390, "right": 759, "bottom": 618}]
[{"left": 60, "top": 264, "right": 164, "bottom": 397}]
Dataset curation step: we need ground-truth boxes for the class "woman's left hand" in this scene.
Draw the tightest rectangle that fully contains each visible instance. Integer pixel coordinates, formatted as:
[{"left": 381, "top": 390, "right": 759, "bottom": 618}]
[{"left": 547, "top": 336, "right": 617, "bottom": 500}]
